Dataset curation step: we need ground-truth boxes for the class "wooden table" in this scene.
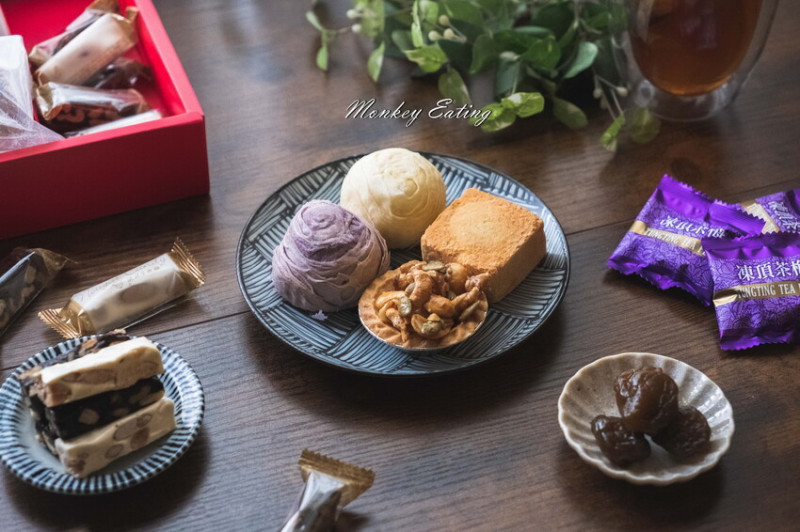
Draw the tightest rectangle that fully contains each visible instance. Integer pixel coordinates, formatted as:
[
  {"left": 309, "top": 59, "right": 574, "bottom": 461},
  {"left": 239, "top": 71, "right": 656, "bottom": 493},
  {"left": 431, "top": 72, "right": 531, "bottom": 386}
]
[{"left": 2, "top": 0, "right": 799, "bottom": 529}]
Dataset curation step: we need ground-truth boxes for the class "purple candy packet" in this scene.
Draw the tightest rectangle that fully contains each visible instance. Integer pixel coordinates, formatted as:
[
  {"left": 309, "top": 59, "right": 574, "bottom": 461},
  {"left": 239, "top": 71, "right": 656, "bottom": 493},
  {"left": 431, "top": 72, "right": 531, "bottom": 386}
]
[
  {"left": 703, "top": 232, "right": 800, "bottom": 350},
  {"left": 740, "top": 188, "right": 800, "bottom": 233},
  {"left": 607, "top": 175, "right": 764, "bottom": 305}
]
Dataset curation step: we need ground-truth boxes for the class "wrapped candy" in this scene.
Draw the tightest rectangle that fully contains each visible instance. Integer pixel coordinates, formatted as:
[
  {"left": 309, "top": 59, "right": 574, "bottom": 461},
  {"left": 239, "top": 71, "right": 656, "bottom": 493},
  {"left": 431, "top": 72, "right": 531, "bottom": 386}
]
[
  {"left": 36, "top": 9, "right": 139, "bottom": 86},
  {"left": 35, "top": 82, "right": 149, "bottom": 133},
  {"left": 64, "top": 109, "right": 163, "bottom": 138},
  {"left": 607, "top": 175, "right": 764, "bottom": 305},
  {"left": 740, "top": 188, "right": 800, "bottom": 233},
  {"left": 280, "top": 450, "right": 375, "bottom": 532},
  {"left": 704, "top": 232, "right": 800, "bottom": 349},
  {"left": 0, "top": 248, "right": 70, "bottom": 338},
  {"left": 40, "top": 239, "right": 204, "bottom": 338},
  {"left": 86, "top": 57, "right": 151, "bottom": 90},
  {"left": 28, "top": 0, "right": 120, "bottom": 67}
]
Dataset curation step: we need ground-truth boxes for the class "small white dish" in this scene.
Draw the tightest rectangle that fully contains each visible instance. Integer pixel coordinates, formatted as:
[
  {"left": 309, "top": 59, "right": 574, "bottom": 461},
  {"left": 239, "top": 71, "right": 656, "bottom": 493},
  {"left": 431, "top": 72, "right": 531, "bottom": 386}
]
[{"left": 558, "top": 352, "right": 734, "bottom": 485}]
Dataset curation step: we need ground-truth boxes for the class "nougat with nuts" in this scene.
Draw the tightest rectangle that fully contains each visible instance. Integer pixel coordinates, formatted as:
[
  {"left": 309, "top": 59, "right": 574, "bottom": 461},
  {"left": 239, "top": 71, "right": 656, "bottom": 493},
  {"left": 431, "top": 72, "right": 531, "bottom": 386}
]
[
  {"left": 22, "top": 336, "right": 163, "bottom": 408},
  {"left": 54, "top": 397, "right": 176, "bottom": 478}
]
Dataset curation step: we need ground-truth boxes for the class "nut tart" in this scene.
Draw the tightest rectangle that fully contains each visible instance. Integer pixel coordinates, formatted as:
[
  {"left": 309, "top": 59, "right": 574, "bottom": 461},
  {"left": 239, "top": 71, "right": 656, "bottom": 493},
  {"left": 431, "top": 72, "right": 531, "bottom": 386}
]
[{"left": 358, "top": 260, "right": 488, "bottom": 350}]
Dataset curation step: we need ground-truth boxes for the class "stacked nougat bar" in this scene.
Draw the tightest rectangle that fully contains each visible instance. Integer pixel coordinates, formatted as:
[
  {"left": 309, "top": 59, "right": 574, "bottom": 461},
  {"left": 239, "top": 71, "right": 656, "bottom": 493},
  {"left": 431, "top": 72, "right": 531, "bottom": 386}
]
[{"left": 18, "top": 332, "right": 176, "bottom": 478}]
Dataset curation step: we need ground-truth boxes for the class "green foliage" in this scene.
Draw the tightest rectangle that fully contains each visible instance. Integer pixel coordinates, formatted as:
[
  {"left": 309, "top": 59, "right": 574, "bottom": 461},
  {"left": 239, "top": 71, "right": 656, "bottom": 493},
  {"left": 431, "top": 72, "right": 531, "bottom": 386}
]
[{"left": 306, "top": 0, "right": 659, "bottom": 148}]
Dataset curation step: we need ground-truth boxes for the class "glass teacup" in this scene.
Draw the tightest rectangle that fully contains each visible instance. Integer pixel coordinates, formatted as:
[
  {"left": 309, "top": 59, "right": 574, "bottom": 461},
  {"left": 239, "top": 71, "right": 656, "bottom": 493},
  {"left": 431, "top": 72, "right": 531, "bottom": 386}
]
[{"left": 611, "top": 0, "right": 779, "bottom": 121}]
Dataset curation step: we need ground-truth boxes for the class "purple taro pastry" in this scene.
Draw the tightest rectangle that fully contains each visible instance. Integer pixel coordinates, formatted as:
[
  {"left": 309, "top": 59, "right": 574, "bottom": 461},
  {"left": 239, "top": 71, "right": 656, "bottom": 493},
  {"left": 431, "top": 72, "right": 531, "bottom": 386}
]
[
  {"left": 740, "top": 188, "right": 800, "bottom": 233},
  {"left": 272, "top": 200, "right": 391, "bottom": 312},
  {"left": 703, "top": 232, "right": 800, "bottom": 350},
  {"left": 607, "top": 175, "right": 764, "bottom": 305}
]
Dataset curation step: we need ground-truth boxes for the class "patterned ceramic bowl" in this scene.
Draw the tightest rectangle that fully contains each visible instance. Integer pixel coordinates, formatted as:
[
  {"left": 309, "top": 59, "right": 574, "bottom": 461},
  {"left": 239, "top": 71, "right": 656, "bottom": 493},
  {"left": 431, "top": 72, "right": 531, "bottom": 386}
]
[{"left": 558, "top": 352, "right": 734, "bottom": 485}]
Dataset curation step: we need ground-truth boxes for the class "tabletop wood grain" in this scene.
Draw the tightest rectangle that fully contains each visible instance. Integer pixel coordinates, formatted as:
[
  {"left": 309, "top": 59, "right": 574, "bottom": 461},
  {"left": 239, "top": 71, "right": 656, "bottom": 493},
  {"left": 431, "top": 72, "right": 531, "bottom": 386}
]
[{"left": 2, "top": 0, "right": 799, "bottom": 530}]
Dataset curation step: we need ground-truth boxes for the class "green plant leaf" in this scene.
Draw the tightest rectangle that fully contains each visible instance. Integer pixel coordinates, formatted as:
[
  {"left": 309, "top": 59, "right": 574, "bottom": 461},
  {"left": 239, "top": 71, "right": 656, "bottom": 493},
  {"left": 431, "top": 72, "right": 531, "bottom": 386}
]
[
  {"left": 628, "top": 106, "right": 661, "bottom": 143},
  {"left": 368, "top": 41, "right": 386, "bottom": 81},
  {"left": 404, "top": 44, "right": 448, "bottom": 72},
  {"left": 438, "top": 67, "right": 471, "bottom": 105},
  {"left": 514, "top": 25, "right": 554, "bottom": 38},
  {"left": 411, "top": 0, "right": 425, "bottom": 47},
  {"left": 552, "top": 97, "right": 588, "bottom": 129},
  {"left": 494, "top": 52, "right": 522, "bottom": 98},
  {"left": 438, "top": 38, "right": 473, "bottom": 72},
  {"left": 469, "top": 33, "right": 497, "bottom": 74},
  {"left": 601, "top": 113, "right": 626, "bottom": 152},
  {"left": 582, "top": 2, "right": 611, "bottom": 33},
  {"left": 316, "top": 43, "right": 329, "bottom": 71},
  {"left": 494, "top": 30, "right": 535, "bottom": 54},
  {"left": 501, "top": 92, "right": 545, "bottom": 118},
  {"left": 444, "top": 0, "right": 484, "bottom": 27},
  {"left": 592, "top": 36, "right": 619, "bottom": 84},
  {"left": 521, "top": 36, "right": 561, "bottom": 72},
  {"left": 563, "top": 41, "right": 598, "bottom": 79},
  {"left": 391, "top": 30, "right": 414, "bottom": 53},
  {"left": 359, "top": 0, "right": 386, "bottom": 37},
  {"left": 530, "top": 2, "right": 574, "bottom": 39},
  {"left": 473, "top": 102, "right": 517, "bottom": 132},
  {"left": 420, "top": 0, "right": 439, "bottom": 25},
  {"left": 305, "top": 11, "right": 324, "bottom": 31},
  {"left": 558, "top": 19, "right": 579, "bottom": 48}
]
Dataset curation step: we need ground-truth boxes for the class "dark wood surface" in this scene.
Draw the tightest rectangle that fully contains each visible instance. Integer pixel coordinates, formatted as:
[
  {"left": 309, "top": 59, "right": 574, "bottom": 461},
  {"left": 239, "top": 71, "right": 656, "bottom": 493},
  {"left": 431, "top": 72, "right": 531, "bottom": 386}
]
[{"left": 2, "top": 0, "right": 800, "bottom": 530}]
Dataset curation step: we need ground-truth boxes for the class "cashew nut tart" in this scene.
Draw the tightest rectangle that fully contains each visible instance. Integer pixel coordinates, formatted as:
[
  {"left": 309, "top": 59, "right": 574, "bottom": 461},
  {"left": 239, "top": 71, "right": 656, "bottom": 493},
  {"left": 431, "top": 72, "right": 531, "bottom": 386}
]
[{"left": 358, "top": 260, "right": 489, "bottom": 350}]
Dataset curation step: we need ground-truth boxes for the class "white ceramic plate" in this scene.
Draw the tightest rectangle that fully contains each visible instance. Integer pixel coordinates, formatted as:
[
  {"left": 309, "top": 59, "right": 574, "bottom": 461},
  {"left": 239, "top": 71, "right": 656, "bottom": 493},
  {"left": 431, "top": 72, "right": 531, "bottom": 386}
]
[{"left": 558, "top": 352, "right": 734, "bottom": 485}]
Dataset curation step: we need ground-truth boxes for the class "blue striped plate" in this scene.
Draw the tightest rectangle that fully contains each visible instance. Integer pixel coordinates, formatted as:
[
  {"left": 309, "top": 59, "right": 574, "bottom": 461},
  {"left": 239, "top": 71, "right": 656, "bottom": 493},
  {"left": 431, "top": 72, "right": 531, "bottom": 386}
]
[
  {"left": 0, "top": 337, "right": 204, "bottom": 494},
  {"left": 236, "top": 153, "right": 570, "bottom": 376}
]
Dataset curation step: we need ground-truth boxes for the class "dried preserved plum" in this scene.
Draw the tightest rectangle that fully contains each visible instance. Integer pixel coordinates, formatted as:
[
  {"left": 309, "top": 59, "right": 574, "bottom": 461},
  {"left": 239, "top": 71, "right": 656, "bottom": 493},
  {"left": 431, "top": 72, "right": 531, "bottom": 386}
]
[
  {"left": 614, "top": 366, "right": 679, "bottom": 434},
  {"left": 591, "top": 415, "right": 651, "bottom": 467},
  {"left": 653, "top": 406, "right": 711, "bottom": 459}
]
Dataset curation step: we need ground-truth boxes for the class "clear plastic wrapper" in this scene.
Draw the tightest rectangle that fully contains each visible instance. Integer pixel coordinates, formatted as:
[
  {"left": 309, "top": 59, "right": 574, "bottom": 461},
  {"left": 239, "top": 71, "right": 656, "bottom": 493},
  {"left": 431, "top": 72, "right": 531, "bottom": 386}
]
[
  {"left": 36, "top": 9, "right": 139, "bottom": 86},
  {"left": 40, "top": 239, "right": 205, "bottom": 338},
  {"left": 28, "top": 0, "right": 120, "bottom": 67},
  {"left": 35, "top": 82, "right": 149, "bottom": 133},
  {"left": 86, "top": 57, "right": 151, "bottom": 90},
  {"left": 1, "top": 36, "right": 64, "bottom": 153},
  {"left": 0, "top": 248, "right": 70, "bottom": 338},
  {"left": 280, "top": 450, "right": 375, "bottom": 532},
  {"left": 64, "top": 109, "right": 163, "bottom": 137}
]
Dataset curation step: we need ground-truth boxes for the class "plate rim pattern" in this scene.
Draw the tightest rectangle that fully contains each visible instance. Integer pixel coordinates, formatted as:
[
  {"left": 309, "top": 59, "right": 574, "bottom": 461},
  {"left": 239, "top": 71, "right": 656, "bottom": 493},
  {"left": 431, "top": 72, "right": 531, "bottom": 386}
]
[
  {"left": 236, "top": 151, "right": 571, "bottom": 377},
  {"left": 0, "top": 336, "right": 205, "bottom": 495}
]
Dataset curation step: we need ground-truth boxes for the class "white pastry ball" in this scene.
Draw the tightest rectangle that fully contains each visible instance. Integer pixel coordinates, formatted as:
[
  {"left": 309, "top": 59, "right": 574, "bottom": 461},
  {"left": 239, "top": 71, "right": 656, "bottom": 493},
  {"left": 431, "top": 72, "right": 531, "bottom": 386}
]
[{"left": 340, "top": 148, "right": 446, "bottom": 248}]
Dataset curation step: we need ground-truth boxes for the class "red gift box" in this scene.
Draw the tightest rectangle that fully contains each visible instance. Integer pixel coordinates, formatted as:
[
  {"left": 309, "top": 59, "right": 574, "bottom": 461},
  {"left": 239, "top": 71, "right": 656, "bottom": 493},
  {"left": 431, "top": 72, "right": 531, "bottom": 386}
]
[{"left": 0, "top": 0, "right": 209, "bottom": 239}]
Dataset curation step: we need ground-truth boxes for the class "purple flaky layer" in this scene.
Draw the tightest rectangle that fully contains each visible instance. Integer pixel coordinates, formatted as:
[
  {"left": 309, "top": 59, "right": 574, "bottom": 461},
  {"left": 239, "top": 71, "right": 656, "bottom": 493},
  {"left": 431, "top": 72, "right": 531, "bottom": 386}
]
[
  {"left": 742, "top": 188, "right": 800, "bottom": 233},
  {"left": 703, "top": 232, "right": 800, "bottom": 350},
  {"left": 272, "top": 200, "right": 390, "bottom": 312},
  {"left": 607, "top": 175, "right": 764, "bottom": 305}
]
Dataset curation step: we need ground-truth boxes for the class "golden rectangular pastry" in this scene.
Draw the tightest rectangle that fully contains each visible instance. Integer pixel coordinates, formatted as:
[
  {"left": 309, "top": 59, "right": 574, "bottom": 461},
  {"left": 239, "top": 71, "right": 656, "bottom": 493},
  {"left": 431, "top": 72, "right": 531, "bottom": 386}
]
[{"left": 421, "top": 188, "right": 546, "bottom": 303}]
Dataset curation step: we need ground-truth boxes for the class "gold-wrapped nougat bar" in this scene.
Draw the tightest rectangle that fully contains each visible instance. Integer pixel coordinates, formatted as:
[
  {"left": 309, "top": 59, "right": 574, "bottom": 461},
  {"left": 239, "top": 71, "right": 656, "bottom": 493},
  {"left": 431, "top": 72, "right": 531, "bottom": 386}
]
[
  {"left": 40, "top": 239, "right": 205, "bottom": 338},
  {"left": 23, "top": 336, "right": 163, "bottom": 407},
  {"left": 55, "top": 396, "right": 176, "bottom": 478}
]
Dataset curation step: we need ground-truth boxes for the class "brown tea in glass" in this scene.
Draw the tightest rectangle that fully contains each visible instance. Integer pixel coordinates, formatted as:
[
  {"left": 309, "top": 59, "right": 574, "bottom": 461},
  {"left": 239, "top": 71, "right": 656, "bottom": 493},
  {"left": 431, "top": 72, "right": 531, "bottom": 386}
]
[{"left": 629, "top": 0, "right": 763, "bottom": 96}]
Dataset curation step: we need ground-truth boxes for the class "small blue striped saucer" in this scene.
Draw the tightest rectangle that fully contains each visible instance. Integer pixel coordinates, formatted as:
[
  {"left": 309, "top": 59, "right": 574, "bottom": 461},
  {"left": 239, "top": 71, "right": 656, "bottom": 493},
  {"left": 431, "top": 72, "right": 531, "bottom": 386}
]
[{"left": 0, "top": 337, "right": 204, "bottom": 495}]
